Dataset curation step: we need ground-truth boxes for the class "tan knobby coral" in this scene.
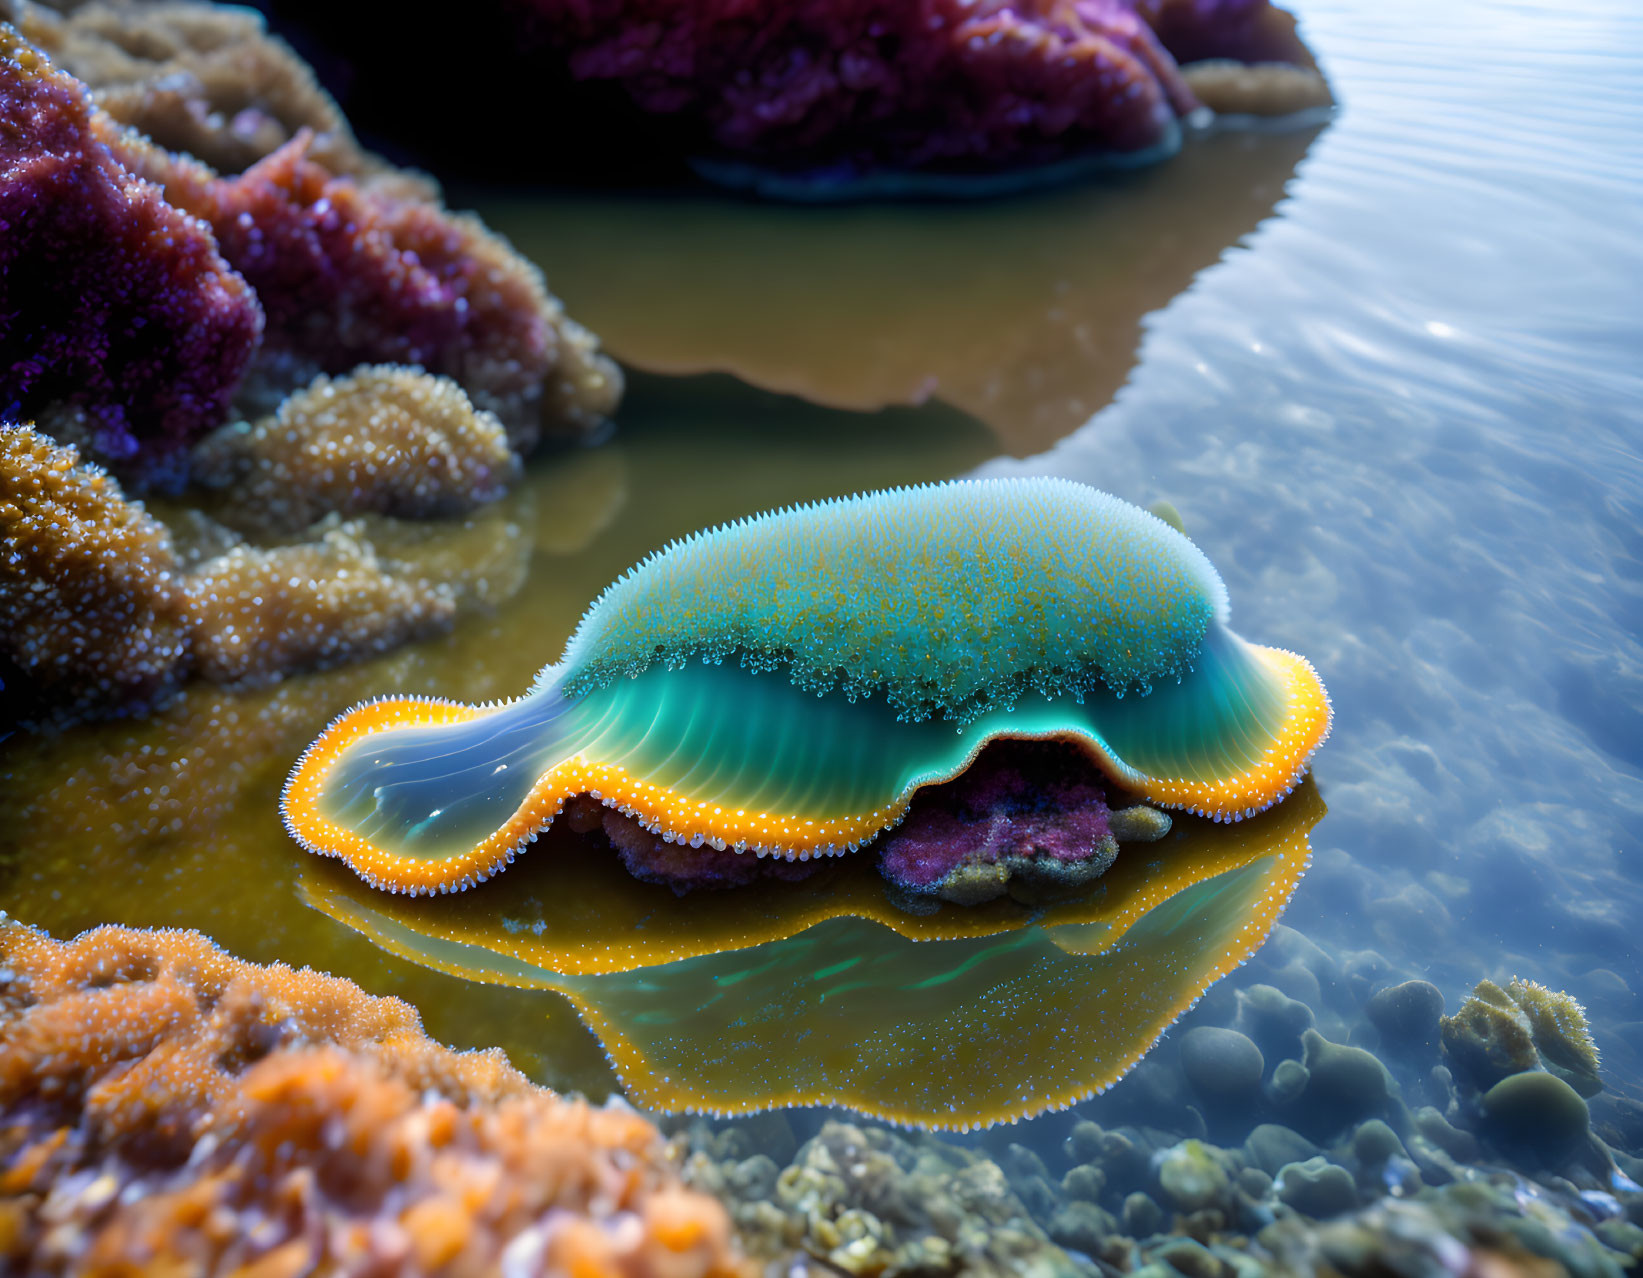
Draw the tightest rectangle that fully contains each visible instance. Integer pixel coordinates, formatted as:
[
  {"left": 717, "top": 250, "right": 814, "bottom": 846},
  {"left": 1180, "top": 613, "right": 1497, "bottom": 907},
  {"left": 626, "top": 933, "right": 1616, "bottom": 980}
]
[
  {"left": 1179, "top": 60, "right": 1335, "bottom": 116},
  {"left": 1439, "top": 980, "right": 1539, "bottom": 1092},
  {"left": 192, "top": 365, "right": 521, "bottom": 535},
  {"left": 1506, "top": 977, "right": 1601, "bottom": 1094},
  {"left": 2, "top": 426, "right": 529, "bottom": 721},
  {"left": 1441, "top": 977, "right": 1602, "bottom": 1099},
  {"left": 182, "top": 521, "right": 457, "bottom": 684},
  {"left": 0, "top": 424, "right": 189, "bottom": 719},
  {"left": 0, "top": 918, "right": 751, "bottom": 1276},
  {"left": 9, "top": 0, "right": 393, "bottom": 181}
]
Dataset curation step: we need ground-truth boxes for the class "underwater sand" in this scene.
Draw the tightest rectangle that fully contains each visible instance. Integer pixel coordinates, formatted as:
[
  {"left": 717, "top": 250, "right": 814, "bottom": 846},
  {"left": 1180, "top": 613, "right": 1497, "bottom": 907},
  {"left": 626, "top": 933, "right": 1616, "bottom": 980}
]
[{"left": 3, "top": 0, "right": 1640, "bottom": 1201}]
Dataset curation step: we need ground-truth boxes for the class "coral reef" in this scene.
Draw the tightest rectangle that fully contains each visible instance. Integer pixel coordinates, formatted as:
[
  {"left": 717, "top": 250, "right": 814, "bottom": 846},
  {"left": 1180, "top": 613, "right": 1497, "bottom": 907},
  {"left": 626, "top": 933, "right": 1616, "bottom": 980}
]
[
  {"left": 3, "top": 19, "right": 618, "bottom": 484},
  {"left": 1441, "top": 977, "right": 1602, "bottom": 1098},
  {"left": 92, "top": 123, "right": 613, "bottom": 451},
  {"left": 192, "top": 365, "right": 519, "bottom": 535},
  {"left": 2, "top": 427, "right": 531, "bottom": 725},
  {"left": 1507, "top": 976, "right": 1602, "bottom": 1095},
  {"left": 0, "top": 424, "right": 189, "bottom": 721},
  {"left": 875, "top": 740, "right": 1135, "bottom": 906},
  {"left": 285, "top": 479, "right": 1330, "bottom": 895},
  {"left": 183, "top": 522, "right": 457, "bottom": 685},
  {"left": 148, "top": 130, "right": 618, "bottom": 450},
  {"left": 1441, "top": 978, "right": 1542, "bottom": 1092},
  {"left": 661, "top": 932, "right": 1641, "bottom": 1278},
  {"left": 9, "top": 0, "right": 387, "bottom": 179},
  {"left": 524, "top": 0, "right": 1330, "bottom": 191},
  {"left": 0, "top": 23, "right": 262, "bottom": 483},
  {"left": 0, "top": 918, "right": 749, "bottom": 1275}
]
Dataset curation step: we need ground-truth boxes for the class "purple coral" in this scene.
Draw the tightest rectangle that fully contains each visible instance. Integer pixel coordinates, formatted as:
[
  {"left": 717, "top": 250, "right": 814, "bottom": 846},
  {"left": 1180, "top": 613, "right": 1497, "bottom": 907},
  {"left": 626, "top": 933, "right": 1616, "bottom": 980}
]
[
  {"left": 525, "top": 0, "right": 1325, "bottom": 189},
  {"left": 0, "top": 27, "right": 263, "bottom": 486},
  {"left": 141, "top": 131, "right": 618, "bottom": 450},
  {"left": 877, "top": 739, "right": 1120, "bottom": 905}
]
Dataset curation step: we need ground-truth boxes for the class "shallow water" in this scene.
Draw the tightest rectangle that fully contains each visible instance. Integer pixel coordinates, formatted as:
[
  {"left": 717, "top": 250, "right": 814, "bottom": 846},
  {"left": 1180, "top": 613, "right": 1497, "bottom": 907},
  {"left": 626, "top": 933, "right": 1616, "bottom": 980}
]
[{"left": 4, "top": 0, "right": 1641, "bottom": 1168}]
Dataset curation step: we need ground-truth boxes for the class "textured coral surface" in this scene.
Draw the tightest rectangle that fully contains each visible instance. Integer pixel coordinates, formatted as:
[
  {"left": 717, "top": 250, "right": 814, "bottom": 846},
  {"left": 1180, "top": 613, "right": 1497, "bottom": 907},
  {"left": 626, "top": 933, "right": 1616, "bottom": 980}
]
[
  {"left": 0, "top": 23, "right": 262, "bottom": 482},
  {"left": 875, "top": 739, "right": 1119, "bottom": 904},
  {"left": 130, "top": 130, "right": 621, "bottom": 451},
  {"left": 192, "top": 365, "right": 520, "bottom": 535},
  {"left": 183, "top": 524, "right": 458, "bottom": 685},
  {"left": 0, "top": 919, "right": 750, "bottom": 1277},
  {"left": 1, "top": 425, "right": 530, "bottom": 725},
  {"left": 2, "top": 18, "right": 618, "bottom": 484},
  {"left": 0, "top": 424, "right": 189, "bottom": 720},
  {"left": 12, "top": 0, "right": 382, "bottom": 178},
  {"left": 527, "top": 0, "right": 1328, "bottom": 183}
]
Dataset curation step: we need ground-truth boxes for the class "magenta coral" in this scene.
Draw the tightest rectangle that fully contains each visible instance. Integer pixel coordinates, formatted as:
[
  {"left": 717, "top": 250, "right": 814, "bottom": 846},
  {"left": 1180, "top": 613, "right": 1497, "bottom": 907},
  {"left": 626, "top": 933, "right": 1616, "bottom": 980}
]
[
  {"left": 141, "top": 130, "right": 617, "bottom": 449},
  {"left": 0, "top": 26, "right": 263, "bottom": 485},
  {"left": 876, "top": 740, "right": 1120, "bottom": 905},
  {"left": 528, "top": 0, "right": 1326, "bottom": 188}
]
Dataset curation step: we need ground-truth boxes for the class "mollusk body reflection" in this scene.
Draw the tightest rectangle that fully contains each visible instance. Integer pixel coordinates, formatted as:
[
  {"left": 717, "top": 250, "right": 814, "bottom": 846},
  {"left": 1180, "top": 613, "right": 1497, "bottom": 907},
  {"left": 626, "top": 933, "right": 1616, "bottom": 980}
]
[
  {"left": 282, "top": 478, "right": 1330, "bottom": 895},
  {"left": 303, "top": 779, "right": 1327, "bottom": 1128}
]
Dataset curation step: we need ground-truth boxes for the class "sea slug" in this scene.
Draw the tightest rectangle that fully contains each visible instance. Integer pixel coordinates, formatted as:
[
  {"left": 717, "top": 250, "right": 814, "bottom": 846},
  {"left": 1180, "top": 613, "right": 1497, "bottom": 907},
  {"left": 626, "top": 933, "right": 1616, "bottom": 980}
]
[{"left": 284, "top": 478, "right": 1331, "bottom": 894}]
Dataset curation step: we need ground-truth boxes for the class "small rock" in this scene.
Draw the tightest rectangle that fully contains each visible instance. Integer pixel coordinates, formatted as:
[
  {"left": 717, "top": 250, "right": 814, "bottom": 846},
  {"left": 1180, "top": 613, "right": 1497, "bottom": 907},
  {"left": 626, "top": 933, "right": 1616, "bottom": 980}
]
[
  {"left": 1268, "top": 1060, "right": 1309, "bottom": 1106},
  {"left": 1347, "top": 1119, "right": 1406, "bottom": 1169},
  {"left": 1003, "top": 1143, "right": 1050, "bottom": 1184},
  {"left": 1365, "top": 980, "right": 1445, "bottom": 1056},
  {"left": 1412, "top": 1106, "right": 1478, "bottom": 1162},
  {"left": 1276, "top": 1157, "right": 1359, "bottom": 1219},
  {"left": 1065, "top": 1120, "right": 1104, "bottom": 1164},
  {"left": 1096, "top": 1131, "right": 1152, "bottom": 1197},
  {"left": 1123, "top": 1191, "right": 1165, "bottom": 1238},
  {"left": 1156, "top": 1140, "right": 1229, "bottom": 1213},
  {"left": 1110, "top": 804, "right": 1172, "bottom": 842},
  {"left": 1480, "top": 1071, "right": 1591, "bottom": 1163},
  {"left": 1060, "top": 1164, "right": 1105, "bottom": 1204},
  {"left": 1243, "top": 1125, "right": 1320, "bottom": 1177},
  {"left": 1236, "top": 1167, "right": 1272, "bottom": 1199},
  {"left": 1180, "top": 1028, "right": 1265, "bottom": 1105},
  {"left": 1292, "top": 1029, "right": 1396, "bottom": 1136},
  {"left": 1046, "top": 1200, "right": 1113, "bottom": 1255},
  {"left": 1233, "top": 984, "right": 1315, "bottom": 1062},
  {"left": 1153, "top": 1237, "right": 1226, "bottom": 1278}
]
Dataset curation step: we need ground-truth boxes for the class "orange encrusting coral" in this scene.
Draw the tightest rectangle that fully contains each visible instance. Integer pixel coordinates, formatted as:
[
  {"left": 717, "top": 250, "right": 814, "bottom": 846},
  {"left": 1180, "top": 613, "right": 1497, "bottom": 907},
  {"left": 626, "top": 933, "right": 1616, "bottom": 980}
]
[
  {"left": 0, "top": 919, "right": 751, "bottom": 1277},
  {"left": 282, "top": 641, "right": 1328, "bottom": 896}
]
